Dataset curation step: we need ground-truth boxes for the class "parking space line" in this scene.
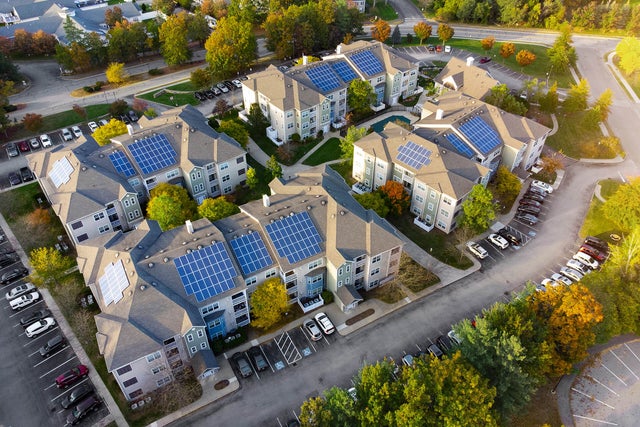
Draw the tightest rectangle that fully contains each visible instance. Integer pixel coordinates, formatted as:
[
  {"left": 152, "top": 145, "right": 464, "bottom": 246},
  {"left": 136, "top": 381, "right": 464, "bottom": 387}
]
[
  {"left": 571, "top": 387, "right": 615, "bottom": 409},
  {"left": 572, "top": 414, "right": 618, "bottom": 425},
  {"left": 246, "top": 351, "right": 261, "bottom": 381},
  {"left": 586, "top": 375, "right": 620, "bottom": 397},
  {"left": 610, "top": 349, "right": 639, "bottom": 380},
  {"left": 259, "top": 346, "right": 275, "bottom": 373},
  {"left": 600, "top": 363, "right": 628, "bottom": 386},
  {"left": 9, "top": 300, "right": 45, "bottom": 317},
  {"left": 276, "top": 417, "right": 283, "bottom": 427},
  {"left": 624, "top": 343, "right": 640, "bottom": 363},
  {"left": 38, "top": 356, "right": 77, "bottom": 378},
  {"left": 22, "top": 326, "right": 59, "bottom": 345},
  {"left": 415, "top": 343, "right": 422, "bottom": 352},
  {"left": 50, "top": 378, "right": 89, "bottom": 402},
  {"left": 34, "top": 351, "right": 75, "bottom": 368}
]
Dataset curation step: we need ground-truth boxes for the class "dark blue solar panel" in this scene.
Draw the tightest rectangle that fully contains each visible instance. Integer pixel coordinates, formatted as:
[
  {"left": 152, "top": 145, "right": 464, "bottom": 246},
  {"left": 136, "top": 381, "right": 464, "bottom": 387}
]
[
  {"left": 331, "top": 61, "right": 358, "bottom": 83},
  {"left": 350, "top": 51, "right": 384, "bottom": 76},
  {"left": 445, "top": 133, "right": 475, "bottom": 158},
  {"left": 108, "top": 150, "right": 136, "bottom": 177},
  {"left": 265, "top": 212, "right": 323, "bottom": 264},
  {"left": 305, "top": 64, "right": 341, "bottom": 92},
  {"left": 128, "top": 134, "right": 177, "bottom": 175},
  {"left": 459, "top": 117, "right": 502, "bottom": 155},
  {"left": 174, "top": 242, "right": 237, "bottom": 302},
  {"left": 230, "top": 232, "right": 274, "bottom": 276},
  {"left": 396, "top": 141, "right": 432, "bottom": 170}
]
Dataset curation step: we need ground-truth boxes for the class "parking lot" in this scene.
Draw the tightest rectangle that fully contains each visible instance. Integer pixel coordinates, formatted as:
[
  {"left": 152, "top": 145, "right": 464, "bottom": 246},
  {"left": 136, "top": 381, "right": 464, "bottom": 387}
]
[{"left": 0, "top": 226, "right": 108, "bottom": 427}]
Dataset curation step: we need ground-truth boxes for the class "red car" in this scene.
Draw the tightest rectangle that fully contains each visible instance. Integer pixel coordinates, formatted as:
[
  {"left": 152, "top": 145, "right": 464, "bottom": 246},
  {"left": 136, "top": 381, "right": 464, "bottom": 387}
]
[
  {"left": 17, "top": 140, "right": 30, "bottom": 152},
  {"left": 56, "top": 364, "right": 89, "bottom": 388},
  {"left": 479, "top": 56, "right": 492, "bottom": 64}
]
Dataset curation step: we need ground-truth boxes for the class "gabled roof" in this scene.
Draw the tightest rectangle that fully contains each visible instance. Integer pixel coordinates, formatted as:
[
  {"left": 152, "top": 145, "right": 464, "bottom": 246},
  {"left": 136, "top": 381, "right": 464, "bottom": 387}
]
[
  {"left": 334, "top": 40, "right": 418, "bottom": 75},
  {"left": 434, "top": 57, "right": 499, "bottom": 100}
]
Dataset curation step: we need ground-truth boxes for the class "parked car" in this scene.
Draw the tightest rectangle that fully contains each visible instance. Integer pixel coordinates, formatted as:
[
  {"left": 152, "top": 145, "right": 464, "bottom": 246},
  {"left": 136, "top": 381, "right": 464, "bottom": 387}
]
[
  {"left": 232, "top": 79, "right": 242, "bottom": 88},
  {"left": 17, "top": 140, "right": 30, "bottom": 152},
  {"left": 447, "top": 329, "right": 462, "bottom": 345},
  {"left": 466, "top": 241, "right": 488, "bottom": 259},
  {"left": 479, "top": 56, "right": 491, "bottom": 64},
  {"left": 119, "top": 114, "right": 131, "bottom": 124},
  {"left": 515, "top": 213, "right": 539, "bottom": 226},
  {"left": 1, "top": 267, "right": 29, "bottom": 284},
  {"left": 487, "top": 233, "right": 509, "bottom": 249},
  {"left": 65, "top": 395, "right": 100, "bottom": 425},
  {"left": 5, "top": 282, "right": 36, "bottom": 300},
  {"left": 573, "top": 252, "right": 599, "bottom": 270},
  {"left": 39, "top": 334, "right": 66, "bottom": 358},
  {"left": 304, "top": 319, "right": 322, "bottom": 341},
  {"left": 128, "top": 110, "right": 139, "bottom": 122},
  {"left": 204, "top": 89, "right": 216, "bottom": 99},
  {"left": 523, "top": 192, "right": 545, "bottom": 203},
  {"left": 250, "top": 351, "right": 269, "bottom": 371},
  {"left": 531, "top": 180, "right": 553, "bottom": 194},
  {"left": 61, "top": 383, "right": 93, "bottom": 409},
  {"left": 517, "top": 205, "right": 541, "bottom": 216},
  {"left": 0, "top": 254, "right": 17, "bottom": 267},
  {"left": 540, "top": 278, "right": 562, "bottom": 288},
  {"left": 427, "top": 343, "right": 444, "bottom": 358},
  {"left": 584, "top": 236, "right": 609, "bottom": 254},
  {"left": 566, "top": 259, "right": 590, "bottom": 274},
  {"left": 5, "top": 142, "right": 18, "bottom": 157},
  {"left": 527, "top": 185, "right": 548, "bottom": 197},
  {"left": 88, "top": 121, "right": 99, "bottom": 132},
  {"left": 9, "top": 291, "right": 39, "bottom": 310},
  {"left": 224, "top": 80, "right": 235, "bottom": 90},
  {"left": 20, "top": 308, "right": 52, "bottom": 327},
  {"left": 216, "top": 82, "right": 229, "bottom": 93},
  {"left": 235, "top": 355, "right": 253, "bottom": 378},
  {"left": 560, "top": 266, "right": 584, "bottom": 282},
  {"left": 212, "top": 87, "right": 222, "bottom": 96},
  {"left": 40, "top": 134, "right": 52, "bottom": 148},
  {"left": 427, "top": 45, "right": 435, "bottom": 52},
  {"left": 20, "top": 166, "right": 33, "bottom": 182},
  {"left": 29, "top": 137, "right": 40, "bottom": 149},
  {"left": 314, "top": 312, "right": 335, "bottom": 335},
  {"left": 25, "top": 317, "right": 56, "bottom": 338},
  {"left": 98, "top": 118, "right": 109, "bottom": 127},
  {"left": 61, "top": 128, "right": 73, "bottom": 141},
  {"left": 436, "top": 334, "right": 453, "bottom": 351},
  {"left": 435, "top": 45, "right": 443, "bottom": 52},
  {"left": 519, "top": 198, "right": 541, "bottom": 209},
  {"left": 402, "top": 354, "right": 414, "bottom": 366},
  {"left": 56, "top": 364, "right": 89, "bottom": 388},
  {"left": 444, "top": 45, "right": 451, "bottom": 53},
  {"left": 579, "top": 244, "right": 607, "bottom": 263},
  {"left": 8, "top": 171, "right": 21, "bottom": 186},
  {"left": 551, "top": 272, "right": 573, "bottom": 286},
  {"left": 194, "top": 91, "right": 205, "bottom": 101},
  {"left": 71, "top": 126, "right": 83, "bottom": 138},
  {"left": 497, "top": 228, "right": 522, "bottom": 246}
]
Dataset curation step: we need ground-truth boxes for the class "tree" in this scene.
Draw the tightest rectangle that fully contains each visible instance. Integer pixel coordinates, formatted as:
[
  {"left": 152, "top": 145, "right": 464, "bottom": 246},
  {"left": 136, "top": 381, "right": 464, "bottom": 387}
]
[
  {"left": 300, "top": 388, "right": 353, "bottom": 427},
  {"left": 379, "top": 181, "right": 410, "bottom": 216},
  {"left": 539, "top": 81, "right": 559, "bottom": 113},
  {"left": 218, "top": 120, "right": 249, "bottom": 148},
  {"left": 152, "top": 0, "right": 175, "bottom": 14},
  {"left": 109, "top": 99, "right": 129, "bottom": 117},
  {"left": 63, "top": 15, "right": 84, "bottom": 45},
  {"left": 515, "top": 50, "right": 536, "bottom": 69},
  {"left": 105, "top": 62, "right": 129, "bottom": 85},
  {"left": 391, "top": 25, "right": 401, "bottom": 45},
  {"left": 246, "top": 167, "right": 258, "bottom": 189},
  {"left": 250, "top": 277, "right": 289, "bottom": 330},
  {"left": 602, "top": 178, "right": 640, "bottom": 233},
  {"left": 160, "top": 12, "right": 192, "bottom": 66},
  {"left": 205, "top": 16, "right": 256, "bottom": 79},
  {"left": 480, "top": 36, "right": 495, "bottom": 51},
  {"left": 22, "top": 113, "right": 43, "bottom": 132},
  {"left": 354, "top": 359, "right": 404, "bottom": 426},
  {"left": 104, "top": 6, "right": 124, "bottom": 28},
  {"left": 248, "top": 103, "right": 269, "bottom": 132},
  {"left": 13, "top": 29, "right": 33, "bottom": 55},
  {"left": 459, "top": 185, "right": 496, "bottom": 234},
  {"left": 413, "top": 22, "right": 432, "bottom": 45},
  {"left": 492, "top": 165, "right": 521, "bottom": 208},
  {"left": 198, "top": 196, "right": 240, "bottom": 222},
  {"left": 615, "top": 37, "right": 640, "bottom": 75},
  {"left": 354, "top": 191, "right": 390, "bottom": 218},
  {"left": 484, "top": 84, "right": 527, "bottom": 116},
  {"left": 191, "top": 68, "right": 212, "bottom": 89},
  {"left": 592, "top": 88, "right": 613, "bottom": 122},
  {"left": 0, "top": 53, "right": 19, "bottom": 82},
  {"left": 73, "top": 104, "right": 87, "bottom": 120},
  {"left": 201, "top": 0, "right": 227, "bottom": 19},
  {"left": 29, "top": 247, "right": 74, "bottom": 286},
  {"left": 540, "top": 154, "right": 563, "bottom": 176},
  {"left": 266, "top": 155, "right": 283, "bottom": 179},
  {"left": 188, "top": 12, "right": 211, "bottom": 47},
  {"left": 213, "top": 99, "right": 230, "bottom": 117},
  {"left": 606, "top": 228, "right": 640, "bottom": 280},
  {"left": 92, "top": 119, "right": 128, "bottom": 145},
  {"left": 107, "top": 21, "right": 149, "bottom": 63},
  {"left": 31, "top": 30, "right": 57, "bottom": 55},
  {"left": 147, "top": 183, "right": 199, "bottom": 231},
  {"left": 339, "top": 125, "right": 368, "bottom": 159},
  {"left": 563, "top": 78, "right": 590, "bottom": 113},
  {"left": 372, "top": 20, "right": 391, "bottom": 43},
  {"left": 437, "top": 23, "right": 454, "bottom": 46},
  {"left": 499, "top": 42, "right": 516, "bottom": 59},
  {"left": 347, "top": 79, "right": 376, "bottom": 113}
]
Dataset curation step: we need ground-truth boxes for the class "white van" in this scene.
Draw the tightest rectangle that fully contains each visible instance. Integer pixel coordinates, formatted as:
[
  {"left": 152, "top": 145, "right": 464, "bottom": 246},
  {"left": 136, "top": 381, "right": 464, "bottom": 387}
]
[{"left": 573, "top": 251, "right": 599, "bottom": 269}]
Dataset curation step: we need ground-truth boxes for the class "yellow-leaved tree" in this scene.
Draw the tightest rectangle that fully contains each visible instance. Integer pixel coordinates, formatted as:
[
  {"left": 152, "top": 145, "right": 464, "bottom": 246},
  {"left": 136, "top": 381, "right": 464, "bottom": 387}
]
[
  {"left": 250, "top": 277, "right": 289, "bottom": 330},
  {"left": 92, "top": 119, "right": 127, "bottom": 146},
  {"left": 29, "top": 247, "right": 75, "bottom": 286}
]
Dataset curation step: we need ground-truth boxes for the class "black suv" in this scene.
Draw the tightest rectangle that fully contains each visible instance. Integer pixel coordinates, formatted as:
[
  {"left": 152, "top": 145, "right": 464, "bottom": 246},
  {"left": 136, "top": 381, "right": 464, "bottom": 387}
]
[
  {"left": 497, "top": 228, "right": 522, "bottom": 246},
  {"left": 0, "top": 254, "right": 16, "bottom": 268},
  {"left": 517, "top": 205, "right": 541, "bottom": 216},
  {"left": 20, "top": 308, "right": 52, "bottom": 327},
  {"left": 61, "top": 383, "right": 93, "bottom": 409},
  {"left": 0, "top": 267, "right": 29, "bottom": 284},
  {"left": 65, "top": 395, "right": 100, "bottom": 425},
  {"left": 523, "top": 192, "right": 545, "bottom": 203},
  {"left": 19, "top": 167, "right": 33, "bottom": 182},
  {"left": 39, "top": 334, "right": 66, "bottom": 357}
]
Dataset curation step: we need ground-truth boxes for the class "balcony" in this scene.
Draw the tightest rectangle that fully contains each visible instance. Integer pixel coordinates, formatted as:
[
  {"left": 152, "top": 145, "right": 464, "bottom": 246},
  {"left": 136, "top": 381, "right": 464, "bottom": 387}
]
[
  {"left": 414, "top": 216, "right": 434, "bottom": 232},
  {"left": 351, "top": 182, "right": 369, "bottom": 195},
  {"left": 298, "top": 295, "right": 324, "bottom": 313},
  {"left": 266, "top": 126, "right": 284, "bottom": 146},
  {"left": 370, "top": 102, "right": 386, "bottom": 112}
]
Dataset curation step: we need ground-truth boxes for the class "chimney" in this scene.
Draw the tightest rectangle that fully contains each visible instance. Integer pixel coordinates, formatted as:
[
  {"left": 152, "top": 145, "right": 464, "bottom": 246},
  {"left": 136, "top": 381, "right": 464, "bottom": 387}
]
[
  {"left": 336, "top": 45, "right": 342, "bottom": 55},
  {"left": 127, "top": 124, "right": 134, "bottom": 135},
  {"left": 302, "top": 55, "right": 308, "bottom": 65},
  {"left": 466, "top": 57, "right": 474, "bottom": 67},
  {"left": 262, "top": 194, "right": 271, "bottom": 207},
  {"left": 435, "top": 109, "right": 444, "bottom": 120},
  {"left": 185, "top": 220, "right": 194, "bottom": 234}
]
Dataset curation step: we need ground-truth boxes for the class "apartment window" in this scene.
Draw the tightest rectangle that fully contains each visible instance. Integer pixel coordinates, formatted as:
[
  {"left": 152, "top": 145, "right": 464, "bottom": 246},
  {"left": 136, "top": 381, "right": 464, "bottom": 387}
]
[
  {"left": 152, "top": 366, "right": 166, "bottom": 375},
  {"left": 443, "top": 198, "right": 452, "bottom": 205},
  {"left": 167, "top": 169, "right": 180, "bottom": 179},
  {"left": 222, "top": 175, "right": 230, "bottom": 182},
  {"left": 134, "top": 209, "right": 140, "bottom": 217},
  {"left": 236, "top": 157, "right": 244, "bottom": 164},
  {"left": 116, "top": 365, "right": 132, "bottom": 375},
  {"left": 223, "top": 186, "right": 232, "bottom": 194},
  {"left": 287, "top": 123, "right": 294, "bottom": 129},
  {"left": 130, "top": 198, "right": 136, "bottom": 205},
  {"left": 123, "top": 377, "right": 138, "bottom": 387},
  {"left": 207, "top": 164, "right": 214, "bottom": 170},
  {"left": 128, "top": 212, "right": 134, "bottom": 221},
  {"left": 238, "top": 168, "right": 245, "bottom": 176},
  {"left": 266, "top": 269, "right": 277, "bottom": 278},
  {"left": 200, "top": 302, "right": 220, "bottom": 315},
  {"left": 412, "top": 207, "right": 422, "bottom": 215},
  {"left": 338, "top": 267, "right": 343, "bottom": 275},
  {"left": 440, "top": 209, "right": 449, "bottom": 218},
  {"left": 187, "top": 334, "right": 194, "bottom": 342},
  {"left": 129, "top": 389, "right": 143, "bottom": 400},
  {"left": 415, "top": 195, "right": 424, "bottom": 203},
  {"left": 286, "top": 111, "right": 293, "bottom": 118},
  {"left": 427, "top": 202, "right": 434, "bottom": 211},
  {"left": 157, "top": 377, "right": 171, "bottom": 387},
  {"left": 98, "top": 225, "right": 110, "bottom": 234},
  {"left": 146, "top": 351, "right": 161, "bottom": 363},
  {"left": 77, "top": 234, "right": 88, "bottom": 242},
  {"left": 430, "top": 191, "right": 436, "bottom": 199},
  {"left": 245, "top": 276, "right": 257, "bottom": 286},
  {"left": 93, "top": 212, "right": 105, "bottom": 221},
  {"left": 220, "top": 163, "right": 229, "bottom": 171},
  {"left": 346, "top": 265, "right": 351, "bottom": 272},
  {"left": 145, "top": 177, "right": 157, "bottom": 185},
  {"left": 338, "top": 280, "right": 342, "bottom": 287},
  {"left": 123, "top": 199, "right": 130, "bottom": 208},
  {"left": 372, "top": 255, "right": 381, "bottom": 263},
  {"left": 200, "top": 342, "right": 207, "bottom": 349},
  {"left": 212, "top": 185, "right": 218, "bottom": 192},
  {"left": 371, "top": 268, "right": 380, "bottom": 276},
  {"left": 71, "top": 221, "right": 83, "bottom": 230},
  {"left": 308, "top": 260, "right": 321, "bottom": 270},
  {"left": 129, "top": 178, "right": 140, "bottom": 186},
  {"left": 209, "top": 173, "right": 217, "bottom": 182},
  {"left": 437, "top": 220, "right": 447, "bottom": 229}
]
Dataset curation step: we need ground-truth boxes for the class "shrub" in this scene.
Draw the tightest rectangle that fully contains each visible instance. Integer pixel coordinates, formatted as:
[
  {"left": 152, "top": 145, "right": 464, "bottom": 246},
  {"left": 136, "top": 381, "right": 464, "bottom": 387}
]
[
  {"left": 83, "top": 86, "right": 94, "bottom": 93},
  {"left": 290, "top": 133, "right": 301, "bottom": 143},
  {"left": 321, "top": 290, "right": 334, "bottom": 304},
  {"left": 148, "top": 68, "right": 163, "bottom": 76}
]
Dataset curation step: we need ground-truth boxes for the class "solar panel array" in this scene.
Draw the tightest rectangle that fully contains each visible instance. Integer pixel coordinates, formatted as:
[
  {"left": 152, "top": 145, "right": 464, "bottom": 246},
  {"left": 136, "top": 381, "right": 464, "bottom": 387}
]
[
  {"left": 396, "top": 141, "right": 432, "bottom": 170},
  {"left": 109, "top": 150, "right": 136, "bottom": 177},
  {"left": 445, "top": 133, "right": 475, "bottom": 158},
  {"left": 174, "top": 242, "right": 237, "bottom": 302},
  {"left": 230, "top": 232, "right": 274, "bottom": 275},
  {"left": 265, "top": 212, "right": 323, "bottom": 264},
  {"left": 99, "top": 260, "right": 130, "bottom": 306},
  {"left": 459, "top": 117, "right": 502, "bottom": 155},
  {"left": 350, "top": 51, "right": 384, "bottom": 76},
  {"left": 49, "top": 157, "right": 74, "bottom": 188},
  {"left": 305, "top": 64, "right": 341, "bottom": 92},
  {"left": 331, "top": 61, "right": 358, "bottom": 83},
  {"left": 128, "top": 134, "right": 177, "bottom": 175}
]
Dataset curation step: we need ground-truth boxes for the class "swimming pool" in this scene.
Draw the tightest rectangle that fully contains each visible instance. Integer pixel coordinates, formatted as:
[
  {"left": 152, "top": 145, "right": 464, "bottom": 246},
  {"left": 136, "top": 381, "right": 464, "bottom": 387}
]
[{"left": 370, "top": 115, "right": 411, "bottom": 133}]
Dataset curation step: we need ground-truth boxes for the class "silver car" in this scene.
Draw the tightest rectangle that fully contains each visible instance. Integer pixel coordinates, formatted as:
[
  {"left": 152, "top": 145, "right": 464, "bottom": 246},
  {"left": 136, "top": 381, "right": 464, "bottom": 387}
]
[{"left": 560, "top": 267, "right": 584, "bottom": 282}]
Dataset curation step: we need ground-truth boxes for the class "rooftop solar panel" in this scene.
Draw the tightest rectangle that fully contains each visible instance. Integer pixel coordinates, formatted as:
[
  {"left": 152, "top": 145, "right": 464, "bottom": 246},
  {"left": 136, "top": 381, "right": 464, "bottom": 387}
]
[
  {"left": 109, "top": 150, "right": 136, "bottom": 177},
  {"left": 230, "top": 232, "right": 274, "bottom": 276},
  {"left": 99, "top": 260, "right": 130, "bottom": 306},
  {"left": 265, "top": 212, "right": 323, "bottom": 264},
  {"left": 459, "top": 117, "right": 502, "bottom": 155},
  {"left": 49, "top": 157, "right": 74, "bottom": 188},
  {"left": 445, "top": 133, "right": 475, "bottom": 158},
  {"left": 331, "top": 61, "right": 358, "bottom": 83},
  {"left": 350, "top": 50, "right": 384, "bottom": 76},
  {"left": 128, "top": 134, "right": 177, "bottom": 175},
  {"left": 305, "top": 64, "right": 341, "bottom": 92},
  {"left": 396, "top": 141, "right": 432, "bottom": 170},
  {"left": 174, "top": 242, "right": 238, "bottom": 303}
]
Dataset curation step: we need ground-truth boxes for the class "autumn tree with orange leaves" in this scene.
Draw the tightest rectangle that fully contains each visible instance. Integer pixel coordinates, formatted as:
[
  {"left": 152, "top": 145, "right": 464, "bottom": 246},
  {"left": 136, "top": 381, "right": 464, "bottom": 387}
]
[
  {"left": 379, "top": 180, "right": 410, "bottom": 216},
  {"left": 516, "top": 50, "right": 536, "bottom": 69},
  {"left": 372, "top": 20, "right": 391, "bottom": 43},
  {"left": 499, "top": 42, "right": 515, "bottom": 59}
]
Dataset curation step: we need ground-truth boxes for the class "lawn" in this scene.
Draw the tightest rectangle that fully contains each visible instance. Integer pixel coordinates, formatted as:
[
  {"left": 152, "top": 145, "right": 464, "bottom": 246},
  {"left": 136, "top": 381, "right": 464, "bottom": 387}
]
[
  {"left": 546, "top": 111, "right": 622, "bottom": 159},
  {"left": 388, "top": 213, "right": 474, "bottom": 270},
  {"left": 508, "top": 382, "right": 562, "bottom": 427},
  {"left": 165, "top": 81, "right": 199, "bottom": 92},
  {"left": 369, "top": 3, "right": 398, "bottom": 21},
  {"left": 599, "top": 179, "right": 622, "bottom": 199},
  {"left": 579, "top": 180, "right": 623, "bottom": 241},
  {"left": 302, "top": 137, "right": 342, "bottom": 166},
  {"left": 365, "top": 282, "right": 407, "bottom": 304},
  {"left": 329, "top": 160, "right": 356, "bottom": 186},
  {"left": 138, "top": 90, "right": 199, "bottom": 107},
  {"left": 393, "top": 252, "right": 440, "bottom": 293},
  {"left": 233, "top": 155, "right": 272, "bottom": 205}
]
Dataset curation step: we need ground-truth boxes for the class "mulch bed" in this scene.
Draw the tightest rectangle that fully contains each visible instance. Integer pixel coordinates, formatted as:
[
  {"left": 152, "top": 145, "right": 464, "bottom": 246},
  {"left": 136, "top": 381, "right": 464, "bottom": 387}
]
[{"left": 345, "top": 308, "right": 375, "bottom": 326}]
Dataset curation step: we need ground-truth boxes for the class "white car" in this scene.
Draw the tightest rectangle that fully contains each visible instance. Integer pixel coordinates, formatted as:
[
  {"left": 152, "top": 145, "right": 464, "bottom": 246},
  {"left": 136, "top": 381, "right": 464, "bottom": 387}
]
[
  {"left": 487, "top": 233, "right": 509, "bottom": 250},
  {"left": 314, "top": 312, "right": 335, "bottom": 335},
  {"left": 560, "top": 266, "right": 584, "bottom": 282},
  {"left": 531, "top": 180, "right": 553, "bottom": 194},
  {"left": 304, "top": 319, "right": 322, "bottom": 341},
  {"left": 71, "top": 126, "right": 83, "bottom": 138},
  {"left": 466, "top": 241, "right": 488, "bottom": 259},
  {"left": 444, "top": 45, "right": 451, "bottom": 53},
  {"left": 98, "top": 118, "right": 109, "bottom": 127},
  {"left": 25, "top": 317, "right": 55, "bottom": 338},
  {"left": 573, "top": 252, "right": 599, "bottom": 269},
  {"left": 39, "top": 134, "right": 52, "bottom": 148},
  {"left": 5, "top": 282, "right": 36, "bottom": 300},
  {"left": 551, "top": 272, "right": 573, "bottom": 286},
  {"left": 447, "top": 329, "right": 462, "bottom": 345},
  {"left": 88, "top": 121, "right": 99, "bottom": 133},
  {"left": 9, "top": 291, "right": 40, "bottom": 310},
  {"left": 232, "top": 79, "right": 242, "bottom": 88},
  {"left": 566, "top": 259, "right": 590, "bottom": 275},
  {"left": 61, "top": 128, "right": 73, "bottom": 141}
]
